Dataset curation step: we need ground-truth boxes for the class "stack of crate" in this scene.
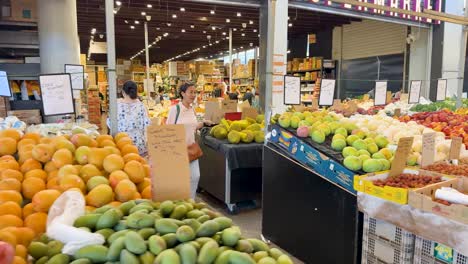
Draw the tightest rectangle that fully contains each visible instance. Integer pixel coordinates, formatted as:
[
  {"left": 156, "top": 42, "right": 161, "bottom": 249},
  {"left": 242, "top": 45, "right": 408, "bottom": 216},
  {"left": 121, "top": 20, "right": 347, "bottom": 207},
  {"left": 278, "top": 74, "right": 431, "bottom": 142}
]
[
  {"left": 0, "top": 97, "right": 8, "bottom": 118},
  {"left": 7, "top": 110, "right": 42, "bottom": 124},
  {"left": 414, "top": 235, "right": 467, "bottom": 264},
  {"left": 361, "top": 214, "right": 415, "bottom": 264},
  {"left": 87, "top": 89, "right": 101, "bottom": 129}
]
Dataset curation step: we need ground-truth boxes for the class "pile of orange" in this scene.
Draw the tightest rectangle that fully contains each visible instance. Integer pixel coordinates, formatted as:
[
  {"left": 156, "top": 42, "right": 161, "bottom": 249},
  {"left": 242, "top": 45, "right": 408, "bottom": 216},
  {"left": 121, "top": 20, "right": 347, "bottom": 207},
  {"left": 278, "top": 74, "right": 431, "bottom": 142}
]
[{"left": 0, "top": 129, "right": 151, "bottom": 263}]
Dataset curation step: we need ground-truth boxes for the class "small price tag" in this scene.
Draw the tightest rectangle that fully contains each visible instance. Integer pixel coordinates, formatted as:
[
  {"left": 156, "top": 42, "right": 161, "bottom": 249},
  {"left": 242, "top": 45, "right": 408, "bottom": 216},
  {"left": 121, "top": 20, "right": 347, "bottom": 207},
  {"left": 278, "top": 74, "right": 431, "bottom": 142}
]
[
  {"left": 449, "top": 137, "right": 462, "bottom": 160},
  {"left": 421, "top": 133, "right": 435, "bottom": 167},
  {"left": 389, "top": 137, "right": 414, "bottom": 177}
]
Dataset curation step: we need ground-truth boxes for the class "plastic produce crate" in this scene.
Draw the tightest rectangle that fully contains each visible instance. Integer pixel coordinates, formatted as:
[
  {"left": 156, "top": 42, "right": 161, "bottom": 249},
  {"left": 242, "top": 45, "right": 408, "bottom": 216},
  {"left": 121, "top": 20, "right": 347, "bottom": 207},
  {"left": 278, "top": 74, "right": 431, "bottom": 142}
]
[
  {"left": 361, "top": 214, "right": 415, "bottom": 264},
  {"left": 413, "top": 235, "right": 467, "bottom": 264}
]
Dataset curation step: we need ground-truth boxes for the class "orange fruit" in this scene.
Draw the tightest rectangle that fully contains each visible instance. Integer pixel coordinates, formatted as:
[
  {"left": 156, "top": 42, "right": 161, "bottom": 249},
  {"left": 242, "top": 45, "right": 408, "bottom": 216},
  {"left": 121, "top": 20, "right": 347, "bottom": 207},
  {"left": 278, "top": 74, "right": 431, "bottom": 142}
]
[
  {"left": 39, "top": 137, "right": 52, "bottom": 144},
  {"left": 0, "top": 137, "right": 17, "bottom": 156},
  {"left": 0, "top": 229, "right": 17, "bottom": 246},
  {"left": 17, "top": 139, "right": 36, "bottom": 151},
  {"left": 13, "top": 256, "right": 27, "bottom": 264},
  {"left": 20, "top": 159, "right": 42, "bottom": 174},
  {"left": 86, "top": 184, "right": 114, "bottom": 208},
  {"left": 107, "top": 201, "right": 121, "bottom": 207},
  {"left": 17, "top": 144, "right": 34, "bottom": 154},
  {"left": 123, "top": 153, "right": 145, "bottom": 163},
  {"left": 57, "top": 165, "right": 79, "bottom": 180},
  {"left": 0, "top": 169, "right": 23, "bottom": 182},
  {"left": 51, "top": 149, "right": 73, "bottom": 168},
  {"left": 24, "top": 169, "right": 47, "bottom": 181},
  {"left": 143, "top": 164, "right": 150, "bottom": 178},
  {"left": 96, "top": 135, "right": 114, "bottom": 145},
  {"left": 103, "top": 146, "right": 121, "bottom": 156},
  {"left": 133, "top": 192, "right": 141, "bottom": 199},
  {"left": 22, "top": 203, "right": 34, "bottom": 218},
  {"left": 0, "top": 159, "right": 20, "bottom": 172},
  {"left": 116, "top": 137, "right": 133, "bottom": 149},
  {"left": 85, "top": 206, "right": 96, "bottom": 213},
  {"left": 59, "top": 174, "right": 85, "bottom": 192},
  {"left": 114, "top": 179, "right": 137, "bottom": 202},
  {"left": 121, "top": 144, "right": 138, "bottom": 156},
  {"left": 53, "top": 139, "right": 75, "bottom": 153},
  {"left": 0, "top": 190, "right": 22, "bottom": 205},
  {"left": 22, "top": 133, "right": 41, "bottom": 144},
  {"left": 47, "top": 170, "right": 58, "bottom": 181},
  {"left": 0, "top": 128, "right": 21, "bottom": 142},
  {"left": 22, "top": 177, "right": 46, "bottom": 199},
  {"left": 5, "top": 227, "right": 35, "bottom": 247},
  {"left": 0, "top": 201, "right": 22, "bottom": 218},
  {"left": 0, "top": 155, "right": 15, "bottom": 161},
  {"left": 0, "top": 178, "right": 21, "bottom": 192},
  {"left": 103, "top": 154, "right": 125, "bottom": 173},
  {"left": 43, "top": 161, "right": 58, "bottom": 173},
  {"left": 114, "top": 132, "right": 129, "bottom": 142},
  {"left": 75, "top": 146, "right": 91, "bottom": 165},
  {"left": 141, "top": 186, "right": 152, "bottom": 199},
  {"left": 24, "top": 212, "right": 47, "bottom": 235},
  {"left": 88, "top": 148, "right": 108, "bottom": 169},
  {"left": 46, "top": 177, "right": 60, "bottom": 191},
  {"left": 79, "top": 164, "right": 102, "bottom": 183},
  {"left": 100, "top": 140, "right": 116, "bottom": 148},
  {"left": 17, "top": 151, "right": 33, "bottom": 165},
  {"left": 0, "top": 215, "right": 23, "bottom": 229},
  {"left": 124, "top": 160, "right": 145, "bottom": 184},
  {"left": 15, "top": 244, "right": 27, "bottom": 259},
  {"left": 137, "top": 178, "right": 151, "bottom": 192},
  {"left": 32, "top": 189, "right": 61, "bottom": 213},
  {"left": 31, "top": 144, "right": 55, "bottom": 163},
  {"left": 108, "top": 170, "right": 129, "bottom": 189}
]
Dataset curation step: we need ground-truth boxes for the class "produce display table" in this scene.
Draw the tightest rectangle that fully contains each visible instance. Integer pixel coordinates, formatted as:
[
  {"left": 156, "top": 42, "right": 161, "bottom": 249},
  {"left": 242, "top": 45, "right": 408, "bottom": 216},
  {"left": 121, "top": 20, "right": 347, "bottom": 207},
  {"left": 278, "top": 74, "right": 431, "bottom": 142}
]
[
  {"left": 262, "top": 143, "right": 363, "bottom": 263},
  {"left": 197, "top": 133, "right": 263, "bottom": 213}
]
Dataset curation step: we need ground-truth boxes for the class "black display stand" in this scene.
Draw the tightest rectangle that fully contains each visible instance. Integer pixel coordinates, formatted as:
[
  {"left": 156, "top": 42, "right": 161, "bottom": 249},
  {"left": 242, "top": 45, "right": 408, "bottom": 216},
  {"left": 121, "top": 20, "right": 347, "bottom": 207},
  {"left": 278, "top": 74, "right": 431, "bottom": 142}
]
[
  {"left": 197, "top": 135, "right": 262, "bottom": 214},
  {"left": 262, "top": 143, "right": 362, "bottom": 263}
]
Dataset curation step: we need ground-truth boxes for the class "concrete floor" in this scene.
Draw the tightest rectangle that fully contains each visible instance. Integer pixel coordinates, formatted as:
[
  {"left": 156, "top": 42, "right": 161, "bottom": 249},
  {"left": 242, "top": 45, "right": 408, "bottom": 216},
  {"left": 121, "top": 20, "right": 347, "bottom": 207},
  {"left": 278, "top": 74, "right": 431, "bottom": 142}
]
[{"left": 198, "top": 192, "right": 304, "bottom": 264}]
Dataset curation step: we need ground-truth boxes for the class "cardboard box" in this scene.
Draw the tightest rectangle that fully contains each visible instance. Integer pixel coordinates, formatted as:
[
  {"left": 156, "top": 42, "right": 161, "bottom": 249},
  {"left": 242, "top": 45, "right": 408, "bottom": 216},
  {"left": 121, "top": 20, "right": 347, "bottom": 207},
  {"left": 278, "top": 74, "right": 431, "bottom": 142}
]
[
  {"left": 409, "top": 177, "right": 468, "bottom": 224},
  {"left": 354, "top": 169, "right": 452, "bottom": 205},
  {"left": 3, "top": 0, "right": 37, "bottom": 22}
]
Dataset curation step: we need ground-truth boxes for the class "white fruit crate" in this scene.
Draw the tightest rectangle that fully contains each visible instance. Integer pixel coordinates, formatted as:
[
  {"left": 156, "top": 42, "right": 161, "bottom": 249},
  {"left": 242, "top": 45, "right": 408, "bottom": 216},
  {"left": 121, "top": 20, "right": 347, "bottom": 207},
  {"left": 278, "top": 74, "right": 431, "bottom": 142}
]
[
  {"left": 362, "top": 214, "right": 415, "bottom": 264},
  {"left": 364, "top": 214, "right": 415, "bottom": 251},
  {"left": 413, "top": 235, "right": 467, "bottom": 264}
]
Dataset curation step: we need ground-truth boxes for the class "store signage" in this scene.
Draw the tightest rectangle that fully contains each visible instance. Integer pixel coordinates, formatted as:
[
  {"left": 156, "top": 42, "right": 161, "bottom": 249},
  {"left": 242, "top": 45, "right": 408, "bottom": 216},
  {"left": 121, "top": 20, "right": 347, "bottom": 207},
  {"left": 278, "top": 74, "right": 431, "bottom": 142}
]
[
  {"left": 409, "top": 80, "right": 422, "bottom": 104},
  {"left": 303, "top": 0, "right": 442, "bottom": 23},
  {"left": 147, "top": 124, "right": 190, "bottom": 201},
  {"left": 284, "top": 76, "right": 301, "bottom": 105},
  {"left": 421, "top": 132, "right": 435, "bottom": 167},
  {"left": 0, "top": 71, "right": 11, "bottom": 97},
  {"left": 308, "top": 34, "right": 317, "bottom": 44},
  {"left": 436, "top": 79, "right": 447, "bottom": 102},
  {"left": 449, "top": 137, "right": 462, "bottom": 160},
  {"left": 39, "top": 73, "right": 75, "bottom": 116},
  {"left": 374, "top": 81, "right": 388, "bottom": 106},
  {"left": 65, "top": 64, "right": 85, "bottom": 90},
  {"left": 318, "top": 79, "right": 336, "bottom": 106},
  {"left": 389, "top": 137, "right": 414, "bottom": 177}
]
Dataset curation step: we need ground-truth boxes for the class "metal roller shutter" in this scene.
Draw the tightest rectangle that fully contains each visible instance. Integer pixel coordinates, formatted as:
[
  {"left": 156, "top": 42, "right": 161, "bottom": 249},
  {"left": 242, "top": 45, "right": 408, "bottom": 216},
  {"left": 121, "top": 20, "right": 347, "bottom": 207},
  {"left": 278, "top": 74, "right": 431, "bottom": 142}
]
[{"left": 342, "top": 20, "right": 407, "bottom": 60}]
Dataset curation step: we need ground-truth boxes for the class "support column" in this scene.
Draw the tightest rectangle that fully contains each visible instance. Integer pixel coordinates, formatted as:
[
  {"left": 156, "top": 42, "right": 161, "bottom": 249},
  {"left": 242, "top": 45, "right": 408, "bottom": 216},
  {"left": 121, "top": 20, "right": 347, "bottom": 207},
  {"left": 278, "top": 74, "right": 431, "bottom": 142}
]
[
  {"left": 259, "top": 0, "right": 288, "bottom": 117},
  {"left": 408, "top": 27, "right": 431, "bottom": 99},
  {"left": 37, "top": 0, "right": 80, "bottom": 74},
  {"left": 105, "top": 0, "right": 118, "bottom": 135},
  {"left": 441, "top": 0, "right": 465, "bottom": 99}
]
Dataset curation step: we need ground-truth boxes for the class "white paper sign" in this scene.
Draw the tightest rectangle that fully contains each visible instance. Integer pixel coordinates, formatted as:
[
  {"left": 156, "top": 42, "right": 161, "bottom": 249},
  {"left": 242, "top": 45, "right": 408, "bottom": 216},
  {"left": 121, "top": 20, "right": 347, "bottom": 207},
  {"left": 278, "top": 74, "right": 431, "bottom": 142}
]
[
  {"left": 0, "top": 71, "right": 11, "bottom": 97},
  {"left": 409, "top": 80, "right": 422, "bottom": 104},
  {"left": 374, "top": 81, "right": 388, "bottom": 106},
  {"left": 39, "top": 74, "right": 75, "bottom": 116},
  {"left": 436, "top": 79, "right": 447, "bottom": 101},
  {"left": 284, "top": 76, "right": 301, "bottom": 105},
  {"left": 319, "top": 79, "right": 336, "bottom": 106},
  {"left": 65, "top": 64, "right": 85, "bottom": 90}
]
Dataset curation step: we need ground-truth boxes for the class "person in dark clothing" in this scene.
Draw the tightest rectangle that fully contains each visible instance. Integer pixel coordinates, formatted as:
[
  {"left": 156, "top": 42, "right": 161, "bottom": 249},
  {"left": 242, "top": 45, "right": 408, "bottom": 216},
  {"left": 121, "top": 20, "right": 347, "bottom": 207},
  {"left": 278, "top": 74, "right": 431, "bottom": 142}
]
[
  {"left": 212, "top": 83, "right": 222, "bottom": 98},
  {"left": 243, "top": 88, "right": 254, "bottom": 105},
  {"left": 228, "top": 90, "right": 240, "bottom": 100}
]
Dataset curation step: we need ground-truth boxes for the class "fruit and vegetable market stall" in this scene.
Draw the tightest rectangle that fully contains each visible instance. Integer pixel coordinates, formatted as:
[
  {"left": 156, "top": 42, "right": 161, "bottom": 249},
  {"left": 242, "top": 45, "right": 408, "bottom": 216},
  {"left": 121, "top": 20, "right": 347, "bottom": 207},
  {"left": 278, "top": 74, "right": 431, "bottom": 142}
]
[{"left": 197, "top": 128, "right": 263, "bottom": 214}]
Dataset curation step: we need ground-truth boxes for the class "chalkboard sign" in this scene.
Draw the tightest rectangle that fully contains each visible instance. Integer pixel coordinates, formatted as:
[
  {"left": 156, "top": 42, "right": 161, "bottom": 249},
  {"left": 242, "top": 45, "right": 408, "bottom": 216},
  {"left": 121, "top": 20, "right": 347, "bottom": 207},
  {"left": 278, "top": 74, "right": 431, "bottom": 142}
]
[
  {"left": 284, "top": 76, "right": 301, "bottom": 105},
  {"left": 65, "top": 64, "right": 85, "bottom": 90},
  {"left": 0, "top": 71, "right": 11, "bottom": 97},
  {"left": 39, "top": 74, "right": 75, "bottom": 116}
]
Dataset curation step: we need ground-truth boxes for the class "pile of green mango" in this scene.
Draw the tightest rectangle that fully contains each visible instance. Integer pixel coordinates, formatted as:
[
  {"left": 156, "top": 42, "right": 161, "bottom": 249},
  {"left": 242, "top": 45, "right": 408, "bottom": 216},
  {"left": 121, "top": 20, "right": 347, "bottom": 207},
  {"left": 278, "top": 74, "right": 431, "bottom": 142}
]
[
  {"left": 28, "top": 199, "right": 293, "bottom": 264},
  {"left": 210, "top": 115, "right": 265, "bottom": 144}
]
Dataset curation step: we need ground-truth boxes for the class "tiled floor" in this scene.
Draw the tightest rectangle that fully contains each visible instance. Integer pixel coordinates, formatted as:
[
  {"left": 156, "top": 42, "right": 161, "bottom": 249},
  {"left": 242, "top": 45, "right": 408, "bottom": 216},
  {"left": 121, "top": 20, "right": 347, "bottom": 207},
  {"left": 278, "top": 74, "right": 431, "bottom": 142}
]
[{"left": 198, "top": 192, "right": 304, "bottom": 264}]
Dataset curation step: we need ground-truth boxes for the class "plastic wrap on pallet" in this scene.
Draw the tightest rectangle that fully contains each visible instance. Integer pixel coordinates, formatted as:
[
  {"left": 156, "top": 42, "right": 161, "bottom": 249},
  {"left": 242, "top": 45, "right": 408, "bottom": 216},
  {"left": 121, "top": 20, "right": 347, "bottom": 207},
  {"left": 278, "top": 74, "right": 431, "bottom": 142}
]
[{"left": 358, "top": 192, "right": 468, "bottom": 256}]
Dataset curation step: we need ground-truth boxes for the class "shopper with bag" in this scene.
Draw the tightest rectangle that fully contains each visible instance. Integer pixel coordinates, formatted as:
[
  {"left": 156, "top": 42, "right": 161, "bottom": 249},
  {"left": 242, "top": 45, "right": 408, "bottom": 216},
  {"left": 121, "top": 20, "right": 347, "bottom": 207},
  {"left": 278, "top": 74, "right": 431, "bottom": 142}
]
[{"left": 166, "top": 83, "right": 210, "bottom": 199}]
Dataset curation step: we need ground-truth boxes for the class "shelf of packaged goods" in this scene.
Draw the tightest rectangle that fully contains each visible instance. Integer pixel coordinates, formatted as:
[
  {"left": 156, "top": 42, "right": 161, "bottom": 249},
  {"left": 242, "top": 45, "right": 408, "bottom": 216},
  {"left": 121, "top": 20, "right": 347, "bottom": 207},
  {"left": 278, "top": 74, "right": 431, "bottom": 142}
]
[{"left": 287, "top": 68, "right": 321, "bottom": 74}]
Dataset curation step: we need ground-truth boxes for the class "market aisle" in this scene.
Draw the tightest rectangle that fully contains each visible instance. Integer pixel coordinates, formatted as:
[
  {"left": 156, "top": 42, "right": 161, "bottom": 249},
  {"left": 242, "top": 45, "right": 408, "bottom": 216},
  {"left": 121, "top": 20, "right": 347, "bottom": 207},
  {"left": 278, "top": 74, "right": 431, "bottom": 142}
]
[{"left": 198, "top": 192, "right": 304, "bottom": 264}]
